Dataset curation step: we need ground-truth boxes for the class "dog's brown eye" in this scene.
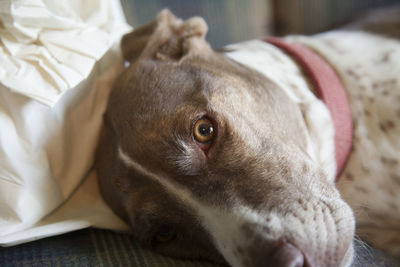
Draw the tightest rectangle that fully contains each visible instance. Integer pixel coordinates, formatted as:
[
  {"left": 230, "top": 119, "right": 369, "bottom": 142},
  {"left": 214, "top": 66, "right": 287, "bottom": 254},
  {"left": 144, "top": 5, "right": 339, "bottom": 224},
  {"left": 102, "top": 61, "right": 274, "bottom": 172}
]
[
  {"left": 154, "top": 229, "right": 176, "bottom": 243},
  {"left": 193, "top": 118, "right": 215, "bottom": 143}
]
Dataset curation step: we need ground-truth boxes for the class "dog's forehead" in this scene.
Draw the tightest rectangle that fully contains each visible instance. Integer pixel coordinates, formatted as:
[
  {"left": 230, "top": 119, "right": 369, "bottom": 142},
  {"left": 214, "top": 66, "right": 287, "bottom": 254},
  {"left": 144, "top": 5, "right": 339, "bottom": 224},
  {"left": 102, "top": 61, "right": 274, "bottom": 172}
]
[
  {"left": 111, "top": 55, "right": 310, "bottom": 169},
  {"left": 115, "top": 57, "right": 280, "bottom": 122},
  {"left": 110, "top": 58, "right": 256, "bottom": 135}
]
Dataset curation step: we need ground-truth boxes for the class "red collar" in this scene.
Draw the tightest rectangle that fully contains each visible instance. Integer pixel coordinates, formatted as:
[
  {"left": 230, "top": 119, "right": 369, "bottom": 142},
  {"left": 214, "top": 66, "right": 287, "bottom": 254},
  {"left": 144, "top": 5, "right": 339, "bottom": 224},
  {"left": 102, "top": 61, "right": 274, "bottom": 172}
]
[{"left": 263, "top": 37, "right": 353, "bottom": 180}]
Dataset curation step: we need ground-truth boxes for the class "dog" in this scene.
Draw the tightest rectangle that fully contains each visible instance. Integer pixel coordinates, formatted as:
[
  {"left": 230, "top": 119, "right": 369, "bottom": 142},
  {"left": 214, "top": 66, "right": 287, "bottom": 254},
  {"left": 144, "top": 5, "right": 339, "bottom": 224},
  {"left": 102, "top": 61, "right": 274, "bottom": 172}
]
[{"left": 95, "top": 8, "right": 400, "bottom": 267}]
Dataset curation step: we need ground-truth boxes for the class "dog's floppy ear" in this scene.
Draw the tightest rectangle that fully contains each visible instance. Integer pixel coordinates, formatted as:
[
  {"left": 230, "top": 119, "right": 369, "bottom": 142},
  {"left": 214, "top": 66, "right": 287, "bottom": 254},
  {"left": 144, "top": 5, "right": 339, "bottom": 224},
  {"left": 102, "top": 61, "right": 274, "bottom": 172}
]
[{"left": 121, "top": 9, "right": 212, "bottom": 62}]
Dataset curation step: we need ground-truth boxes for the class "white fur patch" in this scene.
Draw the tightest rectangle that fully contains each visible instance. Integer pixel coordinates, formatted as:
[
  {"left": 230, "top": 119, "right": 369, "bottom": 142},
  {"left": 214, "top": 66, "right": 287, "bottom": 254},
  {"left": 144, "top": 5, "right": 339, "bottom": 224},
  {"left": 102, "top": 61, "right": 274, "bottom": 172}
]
[{"left": 168, "top": 139, "right": 199, "bottom": 176}]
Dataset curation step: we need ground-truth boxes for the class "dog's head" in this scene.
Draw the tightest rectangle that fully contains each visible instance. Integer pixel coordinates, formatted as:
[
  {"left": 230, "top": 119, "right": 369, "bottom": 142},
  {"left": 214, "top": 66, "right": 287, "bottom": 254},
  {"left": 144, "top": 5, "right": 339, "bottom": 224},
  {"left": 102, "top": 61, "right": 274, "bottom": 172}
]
[{"left": 95, "top": 10, "right": 355, "bottom": 267}]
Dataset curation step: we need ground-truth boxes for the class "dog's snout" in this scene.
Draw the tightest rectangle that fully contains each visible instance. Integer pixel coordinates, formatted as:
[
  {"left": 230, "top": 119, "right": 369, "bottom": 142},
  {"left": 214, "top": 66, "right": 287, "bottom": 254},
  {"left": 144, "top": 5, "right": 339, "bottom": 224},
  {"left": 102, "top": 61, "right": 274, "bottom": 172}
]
[
  {"left": 254, "top": 240, "right": 305, "bottom": 267},
  {"left": 270, "top": 241, "right": 305, "bottom": 267}
]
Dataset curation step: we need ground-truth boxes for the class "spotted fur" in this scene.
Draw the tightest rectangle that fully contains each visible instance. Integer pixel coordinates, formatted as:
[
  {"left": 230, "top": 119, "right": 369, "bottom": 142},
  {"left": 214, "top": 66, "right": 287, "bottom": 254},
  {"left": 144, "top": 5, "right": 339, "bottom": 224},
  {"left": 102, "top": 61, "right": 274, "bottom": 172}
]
[{"left": 292, "top": 31, "right": 400, "bottom": 256}]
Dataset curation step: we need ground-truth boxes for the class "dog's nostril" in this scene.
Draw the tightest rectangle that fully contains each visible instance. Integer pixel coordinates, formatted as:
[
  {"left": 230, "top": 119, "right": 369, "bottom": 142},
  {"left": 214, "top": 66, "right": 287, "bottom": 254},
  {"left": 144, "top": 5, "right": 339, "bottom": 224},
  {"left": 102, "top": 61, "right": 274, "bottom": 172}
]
[{"left": 269, "top": 241, "right": 305, "bottom": 267}]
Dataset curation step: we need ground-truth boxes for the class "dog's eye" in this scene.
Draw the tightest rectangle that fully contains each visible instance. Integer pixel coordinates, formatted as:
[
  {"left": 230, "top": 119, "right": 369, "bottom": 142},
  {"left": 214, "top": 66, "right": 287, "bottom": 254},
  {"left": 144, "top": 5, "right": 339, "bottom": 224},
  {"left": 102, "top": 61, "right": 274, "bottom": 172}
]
[
  {"left": 193, "top": 118, "right": 215, "bottom": 143},
  {"left": 153, "top": 229, "right": 177, "bottom": 243}
]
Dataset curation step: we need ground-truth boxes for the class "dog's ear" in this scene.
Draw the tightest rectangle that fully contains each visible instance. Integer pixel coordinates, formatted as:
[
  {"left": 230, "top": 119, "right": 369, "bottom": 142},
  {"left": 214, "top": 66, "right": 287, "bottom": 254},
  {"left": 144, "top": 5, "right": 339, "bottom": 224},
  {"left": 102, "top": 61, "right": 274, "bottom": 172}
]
[{"left": 121, "top": 9, "right": 212, "bottom": 63}]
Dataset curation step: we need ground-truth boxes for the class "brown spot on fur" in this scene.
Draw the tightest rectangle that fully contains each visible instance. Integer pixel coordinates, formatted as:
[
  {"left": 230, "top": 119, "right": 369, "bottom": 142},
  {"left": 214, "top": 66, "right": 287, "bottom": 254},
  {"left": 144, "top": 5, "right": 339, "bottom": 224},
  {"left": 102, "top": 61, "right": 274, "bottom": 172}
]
[
  {"left": 346, "top": 69, "right": 360, "bottom": 80},
  {"left": 379, "top": 50, "right": 394, "bottom": 63},
  {"left": 323, "top": 39, "right": 347, "bottom": 54},
  {"left": 361, "top": 166, "right": 370, "bottom": 175},
  {"left": 386, "top": 120, "right": 395, "bottom": 129},
  {"left": 379, "top": 123, "right": 386, "bottom": 132},
  {"left": 386, "top": 79, "right": 396, "bottom": 85},
  {"left": 364, "top": 109, "right": 371, "bottom": 117},
  {"left": 376, "top": 79, "right": 397, "bottom": 91},
  {"left": 381, "top": 156, "right": 398, "bottom": 166},
  {"left": 344, "top": 172, "right": 354, "bottom": 181},
  {"left": 302, "top": 163, "right": 309, "bottom": 174},
  {"left": 378, "top": 120, "right": 395, "bottom": 132}
]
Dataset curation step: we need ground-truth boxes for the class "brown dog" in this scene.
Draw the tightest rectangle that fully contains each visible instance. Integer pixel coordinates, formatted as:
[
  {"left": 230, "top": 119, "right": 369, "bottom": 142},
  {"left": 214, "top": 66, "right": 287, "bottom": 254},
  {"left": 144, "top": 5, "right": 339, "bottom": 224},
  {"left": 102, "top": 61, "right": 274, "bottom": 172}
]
[{"left": 95, "top": 9, "right": 400, "bottom": 267}]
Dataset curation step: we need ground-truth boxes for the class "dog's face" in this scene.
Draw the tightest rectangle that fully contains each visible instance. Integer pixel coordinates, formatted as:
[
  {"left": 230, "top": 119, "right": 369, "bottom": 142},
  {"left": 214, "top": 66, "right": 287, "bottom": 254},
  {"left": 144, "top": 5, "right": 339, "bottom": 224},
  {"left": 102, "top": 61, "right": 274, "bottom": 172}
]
[{"left": 95, "top": 10, "right": 355, "bottom": 267}]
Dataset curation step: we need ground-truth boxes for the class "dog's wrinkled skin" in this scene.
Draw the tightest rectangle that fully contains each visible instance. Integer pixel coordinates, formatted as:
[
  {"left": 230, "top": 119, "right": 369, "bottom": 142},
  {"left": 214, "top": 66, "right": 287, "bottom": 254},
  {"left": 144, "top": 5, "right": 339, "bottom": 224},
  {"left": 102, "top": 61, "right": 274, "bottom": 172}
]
[{"left": 96, "top": 10, "right": 357, "bottom": 267}]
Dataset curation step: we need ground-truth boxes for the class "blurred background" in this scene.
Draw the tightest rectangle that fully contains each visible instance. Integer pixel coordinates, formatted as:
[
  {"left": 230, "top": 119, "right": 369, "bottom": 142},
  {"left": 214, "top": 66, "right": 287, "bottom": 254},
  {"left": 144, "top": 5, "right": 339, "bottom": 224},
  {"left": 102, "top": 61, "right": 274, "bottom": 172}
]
[{"left": 121, "top": 0, "right": 399, "bottom": 48}]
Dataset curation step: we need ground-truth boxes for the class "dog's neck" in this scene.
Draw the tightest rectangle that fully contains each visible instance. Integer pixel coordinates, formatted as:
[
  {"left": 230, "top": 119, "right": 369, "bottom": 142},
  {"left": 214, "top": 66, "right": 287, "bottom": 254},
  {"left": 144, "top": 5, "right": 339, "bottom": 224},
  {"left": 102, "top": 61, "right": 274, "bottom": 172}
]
[
  {"left": 224, "top": 39, "right": 338, "bottom": 181},
  {"left": 264, "top": 37, "right": 353, "bottom": 179}
]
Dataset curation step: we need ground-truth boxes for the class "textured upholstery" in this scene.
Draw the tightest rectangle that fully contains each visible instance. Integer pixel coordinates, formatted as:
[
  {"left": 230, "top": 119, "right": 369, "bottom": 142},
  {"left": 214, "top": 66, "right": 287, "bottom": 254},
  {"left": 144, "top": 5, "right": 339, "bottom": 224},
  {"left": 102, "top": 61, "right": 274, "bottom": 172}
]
[
  {"left": 0, "top": 229, "right": 218, "bottom": 267},
  {"left": 1, "top": 229, "right": 398, "bottom": 266}
]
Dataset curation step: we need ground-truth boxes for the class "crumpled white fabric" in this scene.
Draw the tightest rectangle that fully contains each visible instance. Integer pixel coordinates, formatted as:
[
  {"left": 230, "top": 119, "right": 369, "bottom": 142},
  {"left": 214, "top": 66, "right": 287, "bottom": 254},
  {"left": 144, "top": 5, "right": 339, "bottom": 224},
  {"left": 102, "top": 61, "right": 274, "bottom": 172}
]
[
  {"left": 0, "top": 0, "right": 131, "bottom": 246},
  {"left": 0, "top": 0, "right": 129, "bottom": 106}
]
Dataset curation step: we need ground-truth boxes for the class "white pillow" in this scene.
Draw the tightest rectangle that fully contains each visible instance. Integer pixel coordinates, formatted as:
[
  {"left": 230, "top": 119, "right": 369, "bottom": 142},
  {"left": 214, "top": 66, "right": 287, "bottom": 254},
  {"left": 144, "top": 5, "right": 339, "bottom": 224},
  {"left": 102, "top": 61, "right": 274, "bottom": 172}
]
[{"left": 0, "top": 0, "right": 131, "bottom": 246}]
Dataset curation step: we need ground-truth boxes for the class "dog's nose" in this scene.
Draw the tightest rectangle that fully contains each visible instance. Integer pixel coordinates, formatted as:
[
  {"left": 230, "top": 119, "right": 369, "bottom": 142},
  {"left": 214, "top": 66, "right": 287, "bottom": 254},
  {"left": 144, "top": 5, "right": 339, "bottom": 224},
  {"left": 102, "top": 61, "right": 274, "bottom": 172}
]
[
  {"left": 254, "top": 240, "right": 306, "bottom": 267},
  {"left": 269, "top": 241, "right": 305, "bottom": 267}
]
